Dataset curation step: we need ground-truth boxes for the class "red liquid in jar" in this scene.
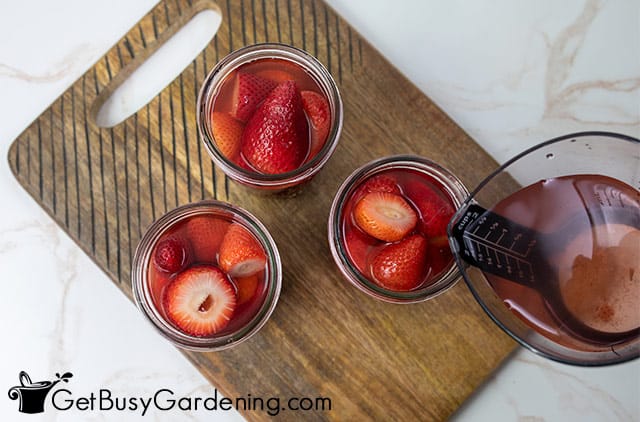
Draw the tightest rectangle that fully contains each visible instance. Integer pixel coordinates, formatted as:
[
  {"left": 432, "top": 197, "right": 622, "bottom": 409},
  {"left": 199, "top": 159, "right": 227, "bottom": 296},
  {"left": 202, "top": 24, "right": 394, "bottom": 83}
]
[
  {"left": 341, "top": 169, "right": 457, "bottom": 291},
  {"left": 211, "top": 58, "right": 331, "bottom": 171},
  {"left": 484, "top": 174, "right": 640, "bottom": 349},
  {"left": 147, "top": 214, "right": 268, "bottom": 337}
]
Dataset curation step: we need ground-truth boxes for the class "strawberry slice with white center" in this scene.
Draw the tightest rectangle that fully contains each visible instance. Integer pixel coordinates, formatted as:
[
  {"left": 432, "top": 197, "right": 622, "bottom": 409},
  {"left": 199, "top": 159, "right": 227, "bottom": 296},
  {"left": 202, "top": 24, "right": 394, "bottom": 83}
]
[
  {"left": 231, "top": 72, "right": 277, "bottom": 122},
  {"left": 353, "top": 192, "right": 418, "bottom": 242},
  {"left": 164, "top": 265, "right": 237, "bottom": 337},
  {"left": 218, "top": 224, "right": 267, "bottom": 277}
]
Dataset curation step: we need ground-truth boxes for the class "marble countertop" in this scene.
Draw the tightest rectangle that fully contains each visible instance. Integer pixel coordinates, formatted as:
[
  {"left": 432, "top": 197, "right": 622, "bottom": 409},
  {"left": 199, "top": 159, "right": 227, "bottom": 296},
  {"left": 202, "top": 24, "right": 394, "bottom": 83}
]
[{"left": 0, "top": 0, "right": 638, "bottom": 420}]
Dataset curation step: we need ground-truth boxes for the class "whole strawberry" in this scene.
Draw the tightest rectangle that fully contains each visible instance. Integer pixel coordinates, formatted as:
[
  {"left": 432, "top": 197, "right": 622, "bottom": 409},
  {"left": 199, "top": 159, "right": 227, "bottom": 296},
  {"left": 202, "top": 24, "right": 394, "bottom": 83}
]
[
  {"left": 153, "top": 236, "right": 190, "bottom": 273},
  {"left": 184, "top": 215, "right": 230, "bottom": 263},
  {"left": 241, "top": 80, "right": 309, "bottom": 174},
  {"left": 357, "top": 174, "right": 402, "bottom": 196},
  {"left": 370, "top": 234, "right": 428, "bottom": 291},
  {"left": 404, "top": 181, "right": 455, "bottom": 238}
]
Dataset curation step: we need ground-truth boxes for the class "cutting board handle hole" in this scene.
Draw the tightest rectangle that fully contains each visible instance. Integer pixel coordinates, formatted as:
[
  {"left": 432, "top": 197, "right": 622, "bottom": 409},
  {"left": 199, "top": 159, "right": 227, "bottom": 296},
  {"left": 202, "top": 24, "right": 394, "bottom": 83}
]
[{"left": 94, "top": 7, "right": 221, "bottom": 128}]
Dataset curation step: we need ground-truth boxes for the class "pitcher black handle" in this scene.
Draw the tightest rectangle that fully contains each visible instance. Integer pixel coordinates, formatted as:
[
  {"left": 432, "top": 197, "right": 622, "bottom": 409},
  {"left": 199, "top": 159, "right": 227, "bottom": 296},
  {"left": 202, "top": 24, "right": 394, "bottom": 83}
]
[{"left": 450, "top": 203, "right": 551, "bottom": 288}]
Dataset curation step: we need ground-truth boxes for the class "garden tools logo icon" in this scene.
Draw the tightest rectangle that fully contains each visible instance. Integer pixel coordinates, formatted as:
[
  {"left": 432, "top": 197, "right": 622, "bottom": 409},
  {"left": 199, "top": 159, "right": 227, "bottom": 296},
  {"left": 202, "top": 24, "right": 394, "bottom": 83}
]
[{"left": 8, "top": 371, "right": 73, "bottom": 414}]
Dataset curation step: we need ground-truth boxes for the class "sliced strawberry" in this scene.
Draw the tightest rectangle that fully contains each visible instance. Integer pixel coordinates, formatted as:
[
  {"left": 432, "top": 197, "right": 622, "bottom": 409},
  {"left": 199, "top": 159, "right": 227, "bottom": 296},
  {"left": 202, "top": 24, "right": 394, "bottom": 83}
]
[
  {"left": 234, "top": 274, "right": 260, "bottom": 305},
  {"left": 357, "top": 174, "right": 402, "bottom": 196},
  {"left": 241, "top": 80, "right": 309, "bottom": 174},
  {"left": 344, "top": 226, "right": 374, "bottom": 274},
  {"left": 301, "top": 90, "right": 330, "bottom": 159},
  {"left": 184, "top": 215, "right": 230, "bottom": 263},
  {"left": 211, "top": 112, "right": 244, "bottom": 160},
  {"left": 404, "top": 181, "right": 455, "bottom": 238},
  {"left": 218, "top": 223, "right": 267, "bottom": 277},
  {"left": 153, "top": 236, "right": 191, "bottom": 273},
  {"left": 353, "top": 192, "right": 418, "bottom": 242},
  {"left": 370, "top": 234, "right": 429, "bottom": 291},
  {"left": 231, "top": 72, "right": 278, "bottom": 122},
  {"left": 164, "top": 265, "right": 236, "bottom": 336}
]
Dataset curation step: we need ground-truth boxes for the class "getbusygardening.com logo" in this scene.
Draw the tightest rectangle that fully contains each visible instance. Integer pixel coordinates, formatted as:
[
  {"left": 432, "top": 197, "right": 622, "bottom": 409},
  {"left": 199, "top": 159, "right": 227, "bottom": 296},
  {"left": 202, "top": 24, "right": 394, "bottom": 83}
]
[{"left": 8, "top": 370, "right": 332, "bottom": 417}]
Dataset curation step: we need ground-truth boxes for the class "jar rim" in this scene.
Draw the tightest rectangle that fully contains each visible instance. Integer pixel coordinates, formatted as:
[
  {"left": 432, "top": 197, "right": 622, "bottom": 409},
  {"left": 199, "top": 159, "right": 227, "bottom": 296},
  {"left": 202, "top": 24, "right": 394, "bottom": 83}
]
[
  {"left": 328, "top": 155, "right": 470, "bottom": 303},
  {"left": 196, "top": 43, "right": 343, "bottom": 188},
  {"left": 131, "top": 200, "right": 282, "bottom": 351}
]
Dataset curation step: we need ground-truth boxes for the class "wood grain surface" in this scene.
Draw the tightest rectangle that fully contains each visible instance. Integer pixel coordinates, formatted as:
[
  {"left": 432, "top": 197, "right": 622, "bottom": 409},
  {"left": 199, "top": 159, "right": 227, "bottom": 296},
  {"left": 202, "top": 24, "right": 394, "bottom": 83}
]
[{"left": 7, "top": 0, "right": 516, "bottom": 420}]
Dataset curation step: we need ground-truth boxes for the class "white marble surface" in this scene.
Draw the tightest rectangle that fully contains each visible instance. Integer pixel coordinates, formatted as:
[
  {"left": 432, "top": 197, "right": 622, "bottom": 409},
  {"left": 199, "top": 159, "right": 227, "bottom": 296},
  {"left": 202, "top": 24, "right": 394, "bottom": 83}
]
[{"left": 0, "top": 0, "right": 638, "bottom": 421}]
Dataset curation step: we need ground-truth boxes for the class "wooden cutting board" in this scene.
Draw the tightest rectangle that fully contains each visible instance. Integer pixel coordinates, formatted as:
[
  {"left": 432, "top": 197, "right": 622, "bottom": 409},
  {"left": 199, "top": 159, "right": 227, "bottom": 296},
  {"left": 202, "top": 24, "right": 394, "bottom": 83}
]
[{"left": 8, "top": 0, "right": 516, "bottom": 420}]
